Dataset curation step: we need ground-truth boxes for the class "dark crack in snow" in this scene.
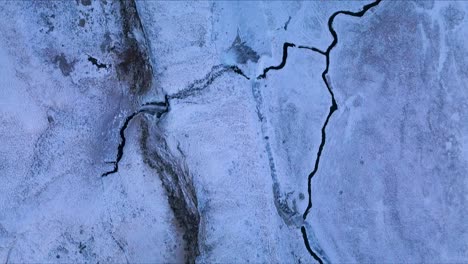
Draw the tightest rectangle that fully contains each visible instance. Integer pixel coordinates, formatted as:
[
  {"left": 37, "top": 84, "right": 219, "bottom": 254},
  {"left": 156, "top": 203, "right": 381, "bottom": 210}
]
[{"left": 301, "top": 0, "right": 382, "bottom": 262}]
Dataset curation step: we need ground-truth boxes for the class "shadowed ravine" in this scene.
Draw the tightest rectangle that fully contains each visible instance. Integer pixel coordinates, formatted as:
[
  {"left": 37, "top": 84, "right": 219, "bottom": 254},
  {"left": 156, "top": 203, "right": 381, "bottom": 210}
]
[
  {"left": 139, "top": 118, "right": 200, "bottom": 264},
  {"left": 101, "top": 63, "right": 249, "bottom": 262}
]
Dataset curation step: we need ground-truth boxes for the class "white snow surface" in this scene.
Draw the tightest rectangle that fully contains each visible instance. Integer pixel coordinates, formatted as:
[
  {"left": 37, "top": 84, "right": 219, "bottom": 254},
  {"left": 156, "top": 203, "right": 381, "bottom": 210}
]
[{"left": 0, "top": 0, "right": 467, "bottom": 263}]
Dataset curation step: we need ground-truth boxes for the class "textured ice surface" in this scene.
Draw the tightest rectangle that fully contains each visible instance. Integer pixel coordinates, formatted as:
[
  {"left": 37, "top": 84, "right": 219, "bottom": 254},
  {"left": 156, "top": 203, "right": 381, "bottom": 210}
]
[{"left": 0, "top": 0, "right": 467, "bottom": 263}]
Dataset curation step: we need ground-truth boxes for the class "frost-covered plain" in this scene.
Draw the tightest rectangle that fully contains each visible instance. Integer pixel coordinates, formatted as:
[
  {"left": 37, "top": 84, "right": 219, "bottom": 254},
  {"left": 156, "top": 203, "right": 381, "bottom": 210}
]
[{"left": 0, "top": 1, "right": 467, "bottom": 263}]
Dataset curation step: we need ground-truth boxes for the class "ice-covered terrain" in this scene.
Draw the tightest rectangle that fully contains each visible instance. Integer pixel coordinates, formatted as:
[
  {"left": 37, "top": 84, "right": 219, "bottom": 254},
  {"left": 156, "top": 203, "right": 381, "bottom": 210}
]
[{"left": 0, "top": 0, "right": 467, "bottom": 263}]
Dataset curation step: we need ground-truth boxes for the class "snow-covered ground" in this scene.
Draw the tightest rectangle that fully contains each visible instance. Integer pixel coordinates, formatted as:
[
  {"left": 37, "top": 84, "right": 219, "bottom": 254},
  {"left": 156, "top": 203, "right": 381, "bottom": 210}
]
[
  {"left": 309, "top": 1, "right": 468, "bottom": 262},
  {"left": 0, "top": 0, "right": 467, "bottom": 263}
]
